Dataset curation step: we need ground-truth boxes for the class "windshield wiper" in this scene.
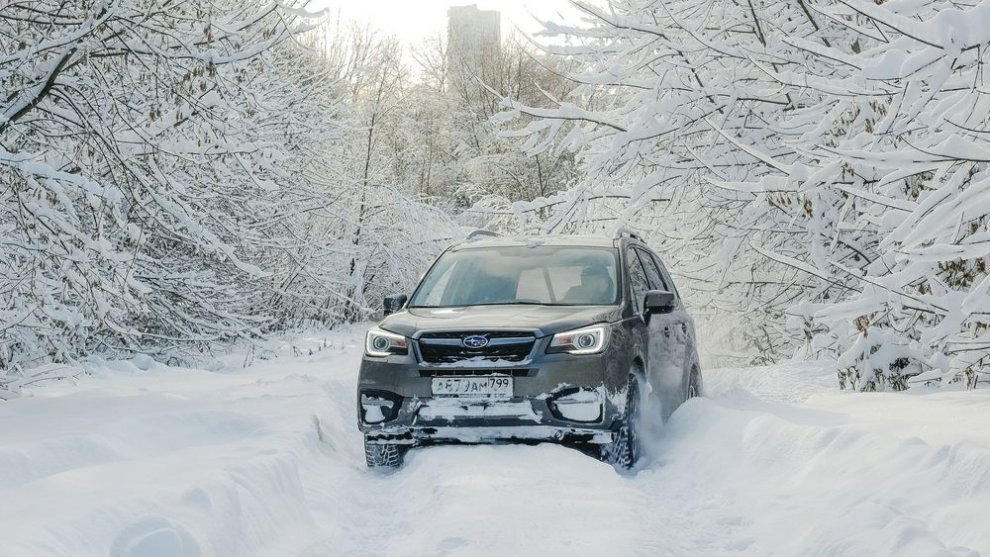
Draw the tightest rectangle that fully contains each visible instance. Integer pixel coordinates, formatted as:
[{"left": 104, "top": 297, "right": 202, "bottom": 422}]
[
  {"left": 480, "top": 301, "right": 550, "bottom": 306},
  {"left": 408, "top": 301, "right": 554, "bottom": 308}
]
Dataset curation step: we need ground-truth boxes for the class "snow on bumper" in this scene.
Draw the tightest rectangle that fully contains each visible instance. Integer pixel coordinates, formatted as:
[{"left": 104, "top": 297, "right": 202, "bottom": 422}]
[
  {"left": 365, "top": 424, "right": 615, "bottom": 445},
  {"left": 359, "top": 389, "right": 614, "bottom": 445},
  {"left": 357, "top": 347, "right": 626, "bottom": 445}
]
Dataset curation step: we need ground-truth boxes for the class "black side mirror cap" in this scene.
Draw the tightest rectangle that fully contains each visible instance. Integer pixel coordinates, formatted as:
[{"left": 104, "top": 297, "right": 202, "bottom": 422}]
[
  {"left": 383, "top": 294, "right": 408, "bottom": 316},
  {"left": 644, "top": 290, "right": 676, "bottom": 314}
]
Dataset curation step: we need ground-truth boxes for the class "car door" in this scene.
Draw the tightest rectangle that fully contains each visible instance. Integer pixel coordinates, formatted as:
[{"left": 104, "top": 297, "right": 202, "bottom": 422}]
[
  {"left": 624, "top": 246, "right": 668, "bottom": 406},
  {"left": 632, "top": 247, "right": 690, "bottom": 416},
  {"left": 648, "top": 250, "right": 699, "bottom": 375},
  {"left": 624, "top": 242, "right": 652, "bottom": 363}
]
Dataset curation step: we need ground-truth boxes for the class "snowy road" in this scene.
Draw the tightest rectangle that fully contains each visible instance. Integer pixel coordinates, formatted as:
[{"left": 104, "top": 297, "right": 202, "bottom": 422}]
[{"left": 2, "top": 326, "right": 988, "bottom": 557}]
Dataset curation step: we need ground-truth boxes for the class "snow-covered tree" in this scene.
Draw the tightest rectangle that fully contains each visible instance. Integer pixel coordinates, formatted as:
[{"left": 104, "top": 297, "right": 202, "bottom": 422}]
[
  {"left": 0, "top": 2, "right": 460, "bottom": 397},
  {"left": 490, "top": 0, "right": 852, "bottom": 363},
  {"left": 494, "top": 0, "right": 990, "bottom": 389},
  {"left": 0, "top": 0, "right": 320, "bottom": 378},
  {"left": 246, "top": 25, "right": 461, "bottom": 328},
  {"left": 398, "top": 34, "right": 580, "bottom": 207},
  {"left": 766, "top": 0, "right": 990, "bottom": 389}
]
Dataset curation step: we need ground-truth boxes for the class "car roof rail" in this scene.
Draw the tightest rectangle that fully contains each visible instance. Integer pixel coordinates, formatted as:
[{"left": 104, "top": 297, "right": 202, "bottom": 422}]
[
  {"left": 613, "top": 226, "right": 641, "bottom": 242},
  {"left": 466, "top": 229, "right": 499, "bottom": 241}
]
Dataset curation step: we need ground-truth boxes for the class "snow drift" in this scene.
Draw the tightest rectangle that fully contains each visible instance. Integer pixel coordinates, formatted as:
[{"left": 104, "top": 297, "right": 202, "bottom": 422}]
[{"left": 1, "top": 327, "right": 988, "bottom": 556}]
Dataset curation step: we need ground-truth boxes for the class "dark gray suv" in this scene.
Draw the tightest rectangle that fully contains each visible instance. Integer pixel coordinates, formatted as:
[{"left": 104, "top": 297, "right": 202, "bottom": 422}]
[{"left": 356, "top": 231, "right": 702, "bottom": 469}]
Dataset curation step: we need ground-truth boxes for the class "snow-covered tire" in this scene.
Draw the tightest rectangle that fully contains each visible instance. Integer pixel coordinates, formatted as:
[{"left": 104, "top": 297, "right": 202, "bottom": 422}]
[
  {"left": 364, "top": 437, "right": 405, "bottom": 468},
  {"left": 688, "top": 366, "right": 703, "bottom": 399},
  {"left": 601, "top": 374, "right": 640, "bottom": 470}
]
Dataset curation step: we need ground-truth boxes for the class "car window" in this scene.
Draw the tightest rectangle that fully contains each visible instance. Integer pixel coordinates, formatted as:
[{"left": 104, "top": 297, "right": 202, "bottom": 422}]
[
  {"left": 626, "top": 247, "right": 650, "bottom": 314},
  {"left": 409, "top": 246, "right": 620, "bottom": 307},
  {"left": 516, "top": 266, "right": 585, "bottom": 303},
  {"left": 649, "top": 251, "right": 679, "bottom": 298},
  {"left": 421, "top": 260, "right": 455, "bottom": 306},
  {"left": 635, "top": 248, "right": 668, "bottom": 291}
]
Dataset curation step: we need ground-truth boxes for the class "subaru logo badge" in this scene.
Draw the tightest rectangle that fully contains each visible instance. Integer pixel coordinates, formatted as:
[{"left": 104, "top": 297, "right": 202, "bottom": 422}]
[{"left": 462, "top": 335, "right": 489, "bottom": 349}]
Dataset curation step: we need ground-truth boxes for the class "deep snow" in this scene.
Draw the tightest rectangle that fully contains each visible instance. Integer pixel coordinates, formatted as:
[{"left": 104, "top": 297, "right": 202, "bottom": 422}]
[{"left": 1, "top": 326, "right": 988, "bottom": 557}]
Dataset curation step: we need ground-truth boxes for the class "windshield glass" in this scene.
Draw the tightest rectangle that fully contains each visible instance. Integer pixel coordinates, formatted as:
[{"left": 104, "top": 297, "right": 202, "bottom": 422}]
[{"left": 410, "top": 246, "right": 620, "bottom": 307}]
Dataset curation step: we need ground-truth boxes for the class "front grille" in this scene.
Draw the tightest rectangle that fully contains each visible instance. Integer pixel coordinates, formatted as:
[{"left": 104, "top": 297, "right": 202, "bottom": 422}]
[
  {"left": 418, "top": 369, "right": 530, "bottom": 377},
  {"left": 417, "top": 331, "right": 535, "bottom": 364}
]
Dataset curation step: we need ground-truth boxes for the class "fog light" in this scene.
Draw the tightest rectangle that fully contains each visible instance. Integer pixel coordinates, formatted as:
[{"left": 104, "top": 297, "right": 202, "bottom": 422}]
[
  {"left": 548, "top": 389, "right": 603, "bottom": 423},
  {"left": 361, "top": 394, "right": 396, "bottom": 424}
]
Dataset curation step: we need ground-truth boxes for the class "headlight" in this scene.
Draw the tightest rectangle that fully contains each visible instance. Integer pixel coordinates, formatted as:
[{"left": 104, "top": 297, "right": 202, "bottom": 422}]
[
  {"left": 547, "top": 325, "right": 608, "bottom": 355},
  {"left": 365, "top": 327, "right": 409, "bottom": 357}
]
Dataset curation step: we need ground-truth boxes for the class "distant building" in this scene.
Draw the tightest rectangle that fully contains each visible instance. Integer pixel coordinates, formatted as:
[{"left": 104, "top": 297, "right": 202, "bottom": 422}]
[{"left": 447, "top": 4, "right": 501, "bottom": 79}]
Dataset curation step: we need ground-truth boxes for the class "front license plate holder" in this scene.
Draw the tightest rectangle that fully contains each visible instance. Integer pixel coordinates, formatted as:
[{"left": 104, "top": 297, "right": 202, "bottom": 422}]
[{"left": 431, "top": 376, "right": 514, "bottom": 398}]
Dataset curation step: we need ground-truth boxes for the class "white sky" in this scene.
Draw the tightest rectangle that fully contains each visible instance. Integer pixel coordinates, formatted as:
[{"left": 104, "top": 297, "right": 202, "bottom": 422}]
[{"left": 313, "top": 0, "right": 585, "bottom": 49}]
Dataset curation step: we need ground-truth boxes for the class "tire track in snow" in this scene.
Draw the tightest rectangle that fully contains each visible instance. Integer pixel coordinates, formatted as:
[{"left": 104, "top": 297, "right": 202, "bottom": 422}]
[
  {"left": 297, "top": 357, "right": 990, "bottom": 556},
  {"left": 4, "top": 330, "right": 986, "bottom": 556},
  {"left": 300, "top": 442, "right": 656, "bottom": 556}
]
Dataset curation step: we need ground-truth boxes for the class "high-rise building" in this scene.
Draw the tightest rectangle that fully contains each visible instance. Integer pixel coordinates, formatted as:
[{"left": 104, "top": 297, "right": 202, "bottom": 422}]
[{"left": 447, "top": 4, "right": 501, "bottom": 78}]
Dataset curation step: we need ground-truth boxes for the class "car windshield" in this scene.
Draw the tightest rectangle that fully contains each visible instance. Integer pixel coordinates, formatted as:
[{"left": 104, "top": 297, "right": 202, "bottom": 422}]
[{"left": 409, "top": 245, "right": 620, "bottom": 307}]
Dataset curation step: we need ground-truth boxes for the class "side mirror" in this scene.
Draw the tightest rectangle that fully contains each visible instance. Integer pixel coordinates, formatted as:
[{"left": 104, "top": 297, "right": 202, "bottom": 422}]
[
  {"left": 383, "top": 294, "right": 408, "bottom": 316},
  {"left": 644, "top": 290, "right": 675, "bottom": 314}
]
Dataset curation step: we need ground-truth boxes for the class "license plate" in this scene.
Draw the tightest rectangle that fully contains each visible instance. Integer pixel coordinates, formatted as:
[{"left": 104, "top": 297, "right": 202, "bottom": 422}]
[{"left": 431, "top": 376, "right": 514, "bottom": 398}]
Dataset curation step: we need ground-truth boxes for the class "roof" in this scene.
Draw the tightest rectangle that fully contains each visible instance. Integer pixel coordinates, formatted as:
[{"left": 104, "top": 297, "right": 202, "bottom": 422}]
[{"left": 449, "top": 234, "right": 620, "bottom": 250}]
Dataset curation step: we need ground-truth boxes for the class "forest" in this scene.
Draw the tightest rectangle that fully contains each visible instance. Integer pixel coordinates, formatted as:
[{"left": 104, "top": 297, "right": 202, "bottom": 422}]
[{"left": 2, "top": 0, "right": 989, "bottom": 397}]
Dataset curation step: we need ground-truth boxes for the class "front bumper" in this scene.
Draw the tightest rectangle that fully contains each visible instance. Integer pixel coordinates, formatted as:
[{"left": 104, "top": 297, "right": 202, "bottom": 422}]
[
  {"left": 357, "top": 350, "right": 624, "bottom": 446},
  {"left": 361, "top": 394, "right": 616, "bottom": 446}
]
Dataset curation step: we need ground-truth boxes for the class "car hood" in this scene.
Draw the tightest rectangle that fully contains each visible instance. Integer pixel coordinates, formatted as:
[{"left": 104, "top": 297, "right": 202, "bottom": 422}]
[{"left": 380, "top": 304, "right": 623, "bottom": 339}]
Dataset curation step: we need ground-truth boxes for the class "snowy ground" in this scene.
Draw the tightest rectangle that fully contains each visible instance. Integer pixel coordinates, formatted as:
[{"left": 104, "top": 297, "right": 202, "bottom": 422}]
[{"left": 2, "top": 326, "right": 988, "bottom": 557}]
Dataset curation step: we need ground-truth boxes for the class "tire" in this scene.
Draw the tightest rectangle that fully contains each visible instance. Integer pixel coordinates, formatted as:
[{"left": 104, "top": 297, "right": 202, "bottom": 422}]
[
  {"left": 364, "top": 436, "right": 405, "bottom": 468},
  {"left": 687, "top": 366, "right": 703, "bottom": 399},
  {"left": 601, "top": 374, "right": 640, "bottom": 470}
]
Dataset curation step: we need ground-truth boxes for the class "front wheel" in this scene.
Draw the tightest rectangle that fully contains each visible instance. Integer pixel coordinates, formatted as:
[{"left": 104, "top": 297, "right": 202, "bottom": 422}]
[
  {"left": 601, "top": 374, "right": 640, "bottom": 470},
  {"left": 364, "top": 436, "right": 405, "bottom": 468}
]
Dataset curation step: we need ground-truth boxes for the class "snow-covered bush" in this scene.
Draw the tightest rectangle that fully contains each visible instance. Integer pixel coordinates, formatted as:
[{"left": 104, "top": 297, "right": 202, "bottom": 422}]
[
  {"left": 0, "top": 3, "right": 455, "bottom": 395},
  {"left": 780, "top": 0, "right": 990, "bottom": 390},
  {"left": 1, "top": 0, "right": 314, "bottom": 376}
]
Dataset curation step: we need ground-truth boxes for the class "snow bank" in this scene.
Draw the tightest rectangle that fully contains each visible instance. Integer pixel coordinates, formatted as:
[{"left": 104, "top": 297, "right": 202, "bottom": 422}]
[
  {"left": 0, "top": 329, "right": 367, "bottom": 557},
  {"left": 2, "top": 328, "right": 988, "bottom": 556}
]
